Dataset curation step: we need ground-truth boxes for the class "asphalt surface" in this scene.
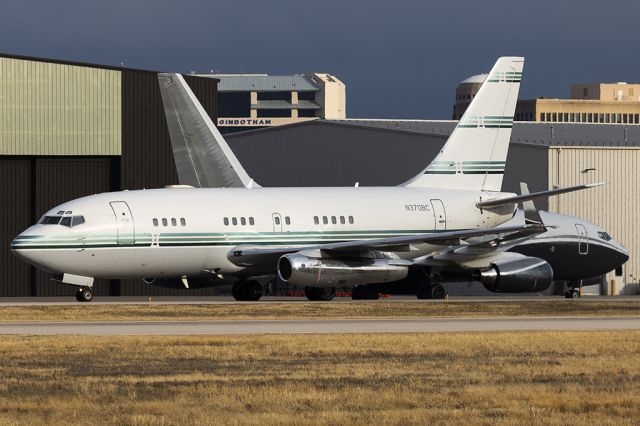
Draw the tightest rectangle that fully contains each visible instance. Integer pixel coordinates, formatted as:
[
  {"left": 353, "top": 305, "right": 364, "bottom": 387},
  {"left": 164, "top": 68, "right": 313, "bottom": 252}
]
[
  {"left": 0, "top": 295, "right": 638, "bottom": 306},
  {"left": 1, "top": 316, "right": 639, "bottom": 335}
]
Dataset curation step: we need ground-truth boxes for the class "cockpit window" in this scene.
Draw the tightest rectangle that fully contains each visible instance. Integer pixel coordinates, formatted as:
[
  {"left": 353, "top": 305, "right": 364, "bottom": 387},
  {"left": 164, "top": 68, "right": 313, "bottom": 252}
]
[
  {"left": 598, "top": 231, "right": 612, "bottom": 241},
  {"left": 40, "top": 215, "right": 85, "bottom": 227},
  {"left": 40, "top": 216, "right": 62, "bottom": 225}
]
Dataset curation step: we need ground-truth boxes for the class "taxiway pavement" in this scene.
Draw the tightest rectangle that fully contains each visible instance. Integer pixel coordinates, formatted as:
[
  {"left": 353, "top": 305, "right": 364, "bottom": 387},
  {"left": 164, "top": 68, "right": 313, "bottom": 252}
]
[{"left": 1, "top": 316, "right": 639, "bottom": 335}]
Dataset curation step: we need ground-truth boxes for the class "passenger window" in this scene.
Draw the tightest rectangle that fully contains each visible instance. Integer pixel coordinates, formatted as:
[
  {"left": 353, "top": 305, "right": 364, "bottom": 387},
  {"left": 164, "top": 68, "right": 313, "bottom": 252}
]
[
  {"left": 180, "top": 218, "right": 186, "bottom": 226},
  {"left": 232, "top": 217, "right": 238, "bottom": 226},
  {"left": 285, "top": 216, "right": 291, "bottom": 225},
  {"left": 274, "top": 216, "right": 280, "bottom": 225},
  {"left": 331, "top": 216, "right": 337, "bottom": 224},
  {"left": 224, "top": 217, "right": 229, "bottom": 226},
  {"left": 323, "top": 216, "right": 328, "bottom": 225},
  {"left": 314, "top": 216, "right": 319, "bottom": 225},
  {"left": 153, "top": 218, "right": 159, "bottom": 227},
  {"left": 340, "top": 216, "right": 345, "bottom": 224},
  {"left": 249, "top": 217, "right": 254, "bottom": 225},
  {"left": 162, "top": 218, "right": 168, "bottom": 226},
  {"left": 349, "top": 216, "right": 354, "bottom": 224},
  {"left": 171, "top": 218, "right": 177, "bottom": 226},
  {"left": 241, "top": 217, "right": 246, "bottom": 225},
  {"left": 72, "top": 216, "right": 85, "bottom": 227},
  {"left": 60, "top": 217, "right": 72, "bottom": 227}
]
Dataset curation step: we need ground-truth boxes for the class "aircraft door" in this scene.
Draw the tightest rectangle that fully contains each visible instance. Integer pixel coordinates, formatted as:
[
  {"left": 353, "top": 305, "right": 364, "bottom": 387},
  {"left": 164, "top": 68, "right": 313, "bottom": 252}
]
[
  {"left": 272, "top": 213, "right": 283, "bottom": 233},
  {"left": 575, "top": 223, "right": 588, "bottom": 255},
  {"left": 430, "top": 199, "right": 447, "bottom": 230},
  {"left": 110, "top": 201, "right": 135, "bottom": 245}
]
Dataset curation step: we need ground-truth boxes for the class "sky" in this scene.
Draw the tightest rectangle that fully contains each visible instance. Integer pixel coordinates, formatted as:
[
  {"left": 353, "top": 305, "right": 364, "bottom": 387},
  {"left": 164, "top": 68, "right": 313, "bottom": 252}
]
[{"left": 1, "top": 0, "right": 639, "bottom": 119}]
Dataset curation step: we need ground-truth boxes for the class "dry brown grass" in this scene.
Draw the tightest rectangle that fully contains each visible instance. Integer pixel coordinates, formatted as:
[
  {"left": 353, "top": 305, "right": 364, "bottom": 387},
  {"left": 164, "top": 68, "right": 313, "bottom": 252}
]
[
  {"left": 0, "top": 300, "right": 639, "bottom": 322},
  {"left": 0, "top": 331, "right": 638, "bottom": 425}
]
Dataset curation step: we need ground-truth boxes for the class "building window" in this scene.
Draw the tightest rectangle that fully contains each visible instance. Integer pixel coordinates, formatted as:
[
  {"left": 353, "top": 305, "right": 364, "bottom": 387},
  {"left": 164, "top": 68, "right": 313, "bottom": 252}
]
[
  {"left": 635, "top": 114, "right": 639, "bottom": 124},
  {"left": 570, "top": 113, "right": 575, "bottom": 122},
  {"left": 552, "top": 113, "right": 557, "bottom": 122},
  {"left": 218, "top": 92, "right": 251, "bottom": 118},
  {"left": 162, "top": 218, "right": 168, "bottom": 226},
  {"left": 616, "top": 113, "right": 622, "bottom": 123},
  {"left": 256, "top": 109, "right": 292, "bottom": 118},
  {"left": 224, "top": 217, "right": 229, "bottom": 226},
  {"left": 249, "top": 217, "right": 255, "bottom": 225},
  {"left": 546, "top": 113, "right": 551, "bottom": 122},
  {"left": 232, "top": 217, "right": 237, "bottom": 226},
  {"left": 298, "top": 91, "right": 316, "bottom": 101},
  {"left": 539, "top": 113, "right": 545, "bottom": 122},
  {"left": 285, "top": 216, "right": 291, "bottom": 225},
  {"left": 298, "top": 109, "right": 317, "bottom": 117},
  {"left": 563, "top": 113, "right": 568, "bottom": 122},
  {"left": 180, "top": 218, "right": 186, "bottom": 226},
  {"left": 348, "top": 216, "right": 354, "bottom": 224},
  {"left": 258, "top": 91, "right": 292, "bottom": 101},
  {"left": 583, "top": 87, "right": 588, "bottom": 97},
  {"left": 588, "top": 113, "right": 593, "bottom": 122},
  {"left": 314, "top": 216, "right": 319, "bottom": 225},
  {"left": 241, "top": 217, "right": 246, "bottom": 226},
  {"left": 599, "top": 113, "right": 605, "bottom": 123},
  {"left": 605, "top": 114, "right": 610, "bottom": 123},
  {"left": 153, "top": 218, "right": 159, "bottom": 227},
  {"left": 623, "top": 114, "right": 628, "bottom": 124},
  {"left": 581, "top": 113, "right": 587, "bottom": 122}
]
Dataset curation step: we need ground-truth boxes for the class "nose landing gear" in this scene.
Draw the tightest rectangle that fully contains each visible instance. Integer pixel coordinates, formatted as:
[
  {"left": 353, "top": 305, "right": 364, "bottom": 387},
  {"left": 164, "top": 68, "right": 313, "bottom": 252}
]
[{"left": 75, "top": 287, "right": 94, "bottom": 302}]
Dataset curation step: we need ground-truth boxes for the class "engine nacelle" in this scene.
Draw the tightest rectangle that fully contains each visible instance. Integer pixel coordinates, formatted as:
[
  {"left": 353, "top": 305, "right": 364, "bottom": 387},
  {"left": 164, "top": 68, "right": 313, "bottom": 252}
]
[
  {"left": 277, "top": 253, "right": 408, "bottom": 287},
  {"left": 142, "top": 277, "right": 219, "bottom": 289},
  {"left": 476, "top": 255, "right": 553, "bottom": 293}
]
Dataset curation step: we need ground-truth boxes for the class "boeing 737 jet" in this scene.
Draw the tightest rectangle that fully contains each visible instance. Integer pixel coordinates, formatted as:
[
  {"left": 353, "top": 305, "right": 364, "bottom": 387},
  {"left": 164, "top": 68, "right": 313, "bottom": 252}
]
[{"left": 11, "top": 57, "right": 602, "bottom": 302}]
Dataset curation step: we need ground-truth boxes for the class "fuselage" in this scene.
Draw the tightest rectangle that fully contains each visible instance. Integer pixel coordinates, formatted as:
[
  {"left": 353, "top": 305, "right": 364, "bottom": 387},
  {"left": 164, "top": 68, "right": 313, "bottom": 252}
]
[{"left": 12, "top": 186, "right": 516, "bottom": 280}]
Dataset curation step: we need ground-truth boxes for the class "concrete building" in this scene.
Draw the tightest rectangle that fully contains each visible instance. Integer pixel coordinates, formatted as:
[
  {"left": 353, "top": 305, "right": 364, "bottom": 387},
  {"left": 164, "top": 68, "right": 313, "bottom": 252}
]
[
  {"left": 196, "top": 73, "right": 346, "bottom": 133},
  {"left": 0, "top": 53, "right": 219, "bottom": 297},
  {"left": 454, "top": 76, "right": 640, "bottom": 125}
]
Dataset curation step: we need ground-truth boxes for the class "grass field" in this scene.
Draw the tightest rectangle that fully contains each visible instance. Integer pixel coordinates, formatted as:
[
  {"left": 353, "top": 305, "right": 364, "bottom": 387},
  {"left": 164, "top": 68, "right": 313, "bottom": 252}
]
[
  {"left": 0, "top": 300, "right": 639, "bottom": 322},
  {"left": 0, "top": 331, "right": 638, "bottom": 425}
]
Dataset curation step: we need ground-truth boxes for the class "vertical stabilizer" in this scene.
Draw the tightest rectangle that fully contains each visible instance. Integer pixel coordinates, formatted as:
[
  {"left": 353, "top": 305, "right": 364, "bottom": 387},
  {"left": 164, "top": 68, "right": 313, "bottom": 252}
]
[{"left": 403, "top": 57, "right": 524, "bottom": 191}]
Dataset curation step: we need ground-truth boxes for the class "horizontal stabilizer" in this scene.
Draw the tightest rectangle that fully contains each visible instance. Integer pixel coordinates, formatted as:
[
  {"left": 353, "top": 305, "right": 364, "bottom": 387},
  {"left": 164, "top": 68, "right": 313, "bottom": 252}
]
[{"left": 477, "top": 182, "right": 605, "bottom": 209}]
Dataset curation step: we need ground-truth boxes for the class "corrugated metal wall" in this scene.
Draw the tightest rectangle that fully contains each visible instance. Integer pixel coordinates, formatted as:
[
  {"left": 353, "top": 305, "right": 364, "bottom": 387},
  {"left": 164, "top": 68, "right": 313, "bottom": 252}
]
[
  {"left": 549, "top": 147, "right": 640, "bottom": 293},
  {"left": 0, "top": 57, "right": 121, "bottom": 155},
  {"left": 0, "top": 159, "right": 33, "bottom": 296},
  {"left": 226, "top": 122, "right": 549, "bottom": 196}
]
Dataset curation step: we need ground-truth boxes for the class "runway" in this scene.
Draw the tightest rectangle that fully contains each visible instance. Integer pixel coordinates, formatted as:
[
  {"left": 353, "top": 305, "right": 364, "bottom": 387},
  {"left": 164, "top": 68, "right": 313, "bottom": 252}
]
[{"left": 1, "top": 316, "right": 639, "bottom": 335}]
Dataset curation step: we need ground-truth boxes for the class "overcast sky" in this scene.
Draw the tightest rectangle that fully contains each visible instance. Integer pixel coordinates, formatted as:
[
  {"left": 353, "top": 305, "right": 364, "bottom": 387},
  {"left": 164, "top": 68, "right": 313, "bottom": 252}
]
[{"left": 2, "top": 0, "right": 639, "bottom": 118}]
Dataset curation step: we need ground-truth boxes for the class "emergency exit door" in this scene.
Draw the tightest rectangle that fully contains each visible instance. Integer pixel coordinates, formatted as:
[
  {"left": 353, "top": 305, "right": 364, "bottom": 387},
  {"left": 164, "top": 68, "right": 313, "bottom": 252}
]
[
  {"left": 575, "top": 223, "right": 588, "bottom": 255},
  {"left": 110, "top": 201, "right": 135, "bottom": 245},
  {"left": 430, "top": 199, "right": 447, "bottom": 230}
]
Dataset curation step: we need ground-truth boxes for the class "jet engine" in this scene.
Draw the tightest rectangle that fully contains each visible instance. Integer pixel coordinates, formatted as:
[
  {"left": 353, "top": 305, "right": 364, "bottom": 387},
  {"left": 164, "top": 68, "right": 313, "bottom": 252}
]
[
  {"left": 142, "top": 277, "right": 219, "bottom": 289},
  {"left": 277, "top": 253, "right": 408, "bottom": 287},
  {"left": 475, "top": 255, "right": 553, "bottom": 293}
]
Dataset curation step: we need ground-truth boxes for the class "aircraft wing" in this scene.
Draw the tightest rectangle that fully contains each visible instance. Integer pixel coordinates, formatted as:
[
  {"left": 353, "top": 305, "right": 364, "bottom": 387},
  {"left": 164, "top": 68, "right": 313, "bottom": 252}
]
[
  {"left": 157, "top": 73, "right": 259, "bottom": 188},
  {"left": 227, "top": 224, "right": 546, "bottom": 267}
]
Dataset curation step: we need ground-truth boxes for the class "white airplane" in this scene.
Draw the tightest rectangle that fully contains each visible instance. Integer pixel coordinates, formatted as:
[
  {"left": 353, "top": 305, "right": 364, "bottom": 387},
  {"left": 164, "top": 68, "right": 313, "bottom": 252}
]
[{"left": 11, "top": 57, "right": 600, "bottom": 302}]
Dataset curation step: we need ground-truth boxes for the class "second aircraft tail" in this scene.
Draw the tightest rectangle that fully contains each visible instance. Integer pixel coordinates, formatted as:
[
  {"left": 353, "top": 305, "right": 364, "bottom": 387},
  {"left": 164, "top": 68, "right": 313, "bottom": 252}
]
[{"left": 402, "top": 56, "right": 524, "bottom": 192}]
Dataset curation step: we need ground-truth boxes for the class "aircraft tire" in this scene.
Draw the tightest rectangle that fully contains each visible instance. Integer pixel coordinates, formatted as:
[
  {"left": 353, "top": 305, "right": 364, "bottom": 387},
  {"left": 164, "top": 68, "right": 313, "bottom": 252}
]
[
  {"left": 232, "top": 280, "right": 263, "bottom": 301},
  {"left": 570, "top": 289, "right": 580, "bottom": 299},
  {"left": 305, "top": 287, "right": 336, "bottom": 301},
  {"left": 76, "top": 287, "right": 94, "bottom": 302},
  {"left": 416, "top": 283, "right": 431, "bottom": 299},
  {"left": 430, "top": 284, "right": 447, "bottom": 300}
]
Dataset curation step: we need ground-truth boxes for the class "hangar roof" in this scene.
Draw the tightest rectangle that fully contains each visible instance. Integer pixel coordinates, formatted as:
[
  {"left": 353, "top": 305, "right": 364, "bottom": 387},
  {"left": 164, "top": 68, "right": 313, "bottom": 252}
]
[
  {"left": 198, "top": 74, "right": 320, "bottom": 92},
  {"left": 327, "top": 119, "right": 640, "bottom": 148}
]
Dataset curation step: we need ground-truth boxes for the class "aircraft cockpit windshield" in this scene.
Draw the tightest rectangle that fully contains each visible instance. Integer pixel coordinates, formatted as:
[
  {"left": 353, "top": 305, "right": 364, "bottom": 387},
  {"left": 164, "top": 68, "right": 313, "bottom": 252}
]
[
  {"left": 597, "top": 231, "right": 612, "bottom": 241},
  {"left": 39, "top": 211, "right": 85, "bottom": 227}
]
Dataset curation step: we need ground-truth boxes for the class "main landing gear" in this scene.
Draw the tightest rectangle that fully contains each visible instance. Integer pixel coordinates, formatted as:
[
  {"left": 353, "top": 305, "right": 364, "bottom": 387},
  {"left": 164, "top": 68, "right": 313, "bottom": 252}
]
[
  {"left": 416, "top": 283, "right": 447, "bottom": 300},
  {"left": 75, "top": 287, "right": 94, "bottom": 302},
  {"left": 232, "top": 280, "right": 263, "bottom": 301},
  {"left": 564, "top": 280, "right": 582, "bottom": 299},
  {"left": 305, "top": 287, "right": 336, "bottom": 301},
  {"left": 351, "top": 285, "right": 380, "bottom": 300}
]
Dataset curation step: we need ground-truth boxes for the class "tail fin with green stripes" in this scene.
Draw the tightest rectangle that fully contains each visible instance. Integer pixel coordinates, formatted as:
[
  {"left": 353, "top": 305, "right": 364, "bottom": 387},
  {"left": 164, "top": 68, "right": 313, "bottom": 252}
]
[{"left": 403, "top": 56, "right": 524, "bottom": 191}]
